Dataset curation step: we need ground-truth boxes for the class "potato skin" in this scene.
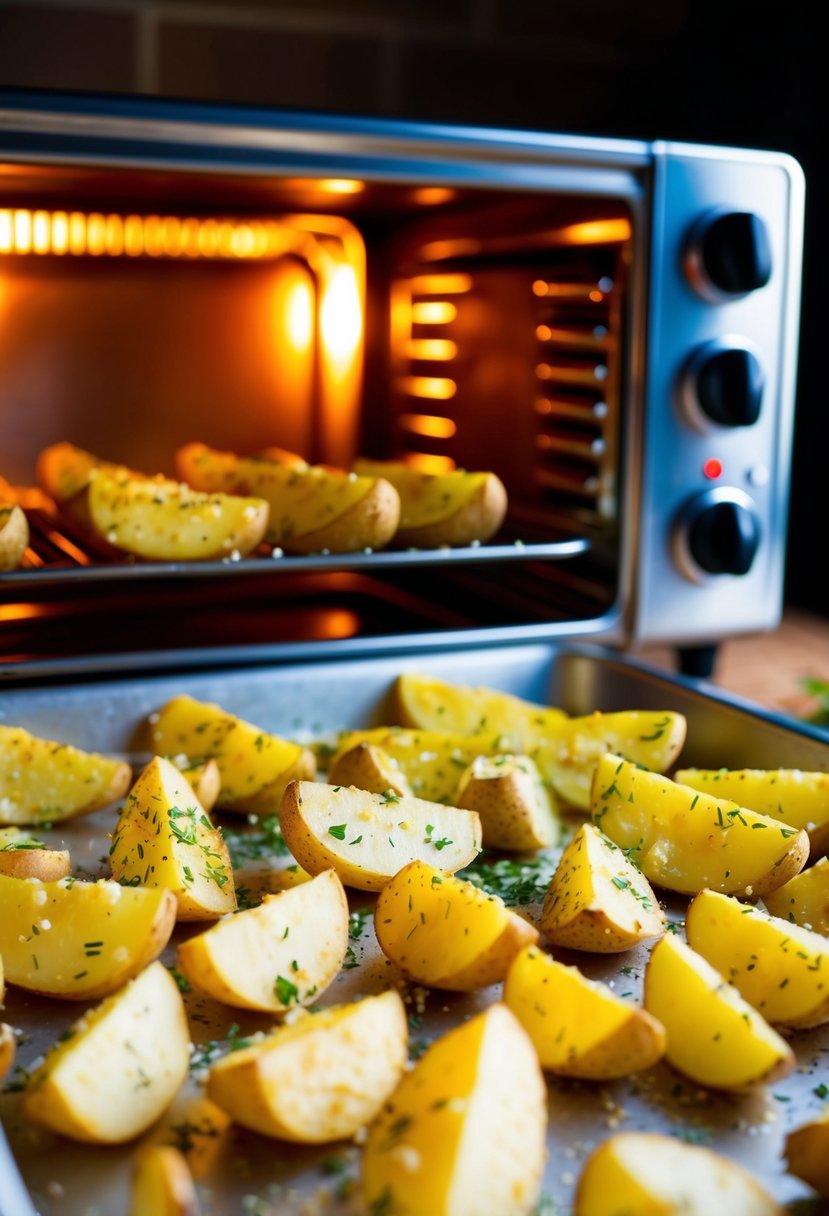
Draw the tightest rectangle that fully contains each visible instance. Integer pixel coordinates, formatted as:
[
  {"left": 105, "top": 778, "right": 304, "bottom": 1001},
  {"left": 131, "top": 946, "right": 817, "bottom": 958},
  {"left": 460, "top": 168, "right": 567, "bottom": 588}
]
[
  {"left": 454, "top": 754, "right": 560, "bottom": 851},
  {"left": 394, "top": 472, "right": 507, "bottom": 548},
  {"left": 786, "top": 1110, "right": 829, "bottom": 1197},
  {"left": 281, "top": 475, "right": 400, "bottom": 554},
  {"left": 0, "top": 503, "right": 29, "bottom": 572},
  {"left": 326, "top": 742, "right": 412, "bottom": 797},
  {"left": 0, "top": 845, "right": 70, "bottom": 882},
  {"left": 352, "top": 461, "right": 508, "bottom": 547}
]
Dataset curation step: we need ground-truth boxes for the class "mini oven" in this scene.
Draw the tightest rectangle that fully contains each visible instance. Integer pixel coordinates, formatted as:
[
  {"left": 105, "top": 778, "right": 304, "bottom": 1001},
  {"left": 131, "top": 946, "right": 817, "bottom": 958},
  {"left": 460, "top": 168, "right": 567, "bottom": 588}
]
[{"left": 0, "top": 89, "right": 805, "bottom": 682}]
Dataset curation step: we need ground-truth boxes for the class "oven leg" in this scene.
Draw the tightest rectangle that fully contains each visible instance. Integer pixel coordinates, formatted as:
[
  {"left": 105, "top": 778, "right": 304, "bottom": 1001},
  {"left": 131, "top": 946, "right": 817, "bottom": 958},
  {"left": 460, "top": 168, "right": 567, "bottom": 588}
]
[{"left": 676, "top": 644, "right": 718, "bottom": 679}]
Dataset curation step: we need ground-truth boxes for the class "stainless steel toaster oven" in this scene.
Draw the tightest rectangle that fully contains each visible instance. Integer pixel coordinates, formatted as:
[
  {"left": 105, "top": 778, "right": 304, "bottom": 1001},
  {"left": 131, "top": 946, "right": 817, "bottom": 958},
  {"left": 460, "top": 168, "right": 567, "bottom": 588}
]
[{"left": 0, "top": 89, "right": 805, "bottom": 682}]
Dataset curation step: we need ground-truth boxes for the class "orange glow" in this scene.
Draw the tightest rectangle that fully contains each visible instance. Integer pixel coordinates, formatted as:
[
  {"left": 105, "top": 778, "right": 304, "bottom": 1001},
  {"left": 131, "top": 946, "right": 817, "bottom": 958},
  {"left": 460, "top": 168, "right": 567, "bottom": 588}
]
[
  {"left": 536, "top": 364, "right": 552, "bottom": 380},
  {"left": 87, "top": 213, "right": 107, "bottom": 256},
  {"left": 0, "top": 603, "right": 48, "bottom": 623},
  {"left": 411, "top": 301, "right": 457, "bottom": 324},
  {"left": 124, "top": 215, "right": 144, "bottom": 257},
  {"left": 589, "top": 290, "right": 604, "bottom": 302},
  {"left": 532, "top": 280, "right": 549, "bottom": 296},
  {"left": 412, "top": 187, "right": 457, "bottom": 206},
  {"left": 32, "top": 211, "right": 50, "bottom": 254},
  {"left": 105, "top": 215, "right": 124, "bottom": 256},
  {"left": 419, "top": 238, "right": 481, "bottom": 262},
  {"left": 399, "top": 376, "right": 457, "bottom": 401},
  {"left": 399, "top": 413, "right": 457, "bottom": 439},
  {"left": 69, "top": 212, "right": 87, "bottom": 255},
  {"left": 536, "top": 325, "right": 552, "bottom": 340},
  {"left": 0, "top": 210, "right": 11, "bottom": 253},
  {"left": 14, "top": 210, "right": 31, "bottom": 254},
  {"left": 405, "top": 453, "right": 457, "bottom": 474},
  {"left": 316, "top": 179, "right": 365, "bottom": 195},
  {"left": 51, "top": 211, "right": 69, "bottom": 254},
  {"left": 552, "top": 218, "right": 631, "bottom": 245},
  {"left": 409, "top": 273, "right": 472, "bottom": 296},
  {"left": 405, "top": 338, "right": 457, "bottom": 361},
  {"left": 285, "top": 277, "right": 314, "bottom": 352},
  {"left": 320, "top": 263, "right": 362, "bottom": 365}
]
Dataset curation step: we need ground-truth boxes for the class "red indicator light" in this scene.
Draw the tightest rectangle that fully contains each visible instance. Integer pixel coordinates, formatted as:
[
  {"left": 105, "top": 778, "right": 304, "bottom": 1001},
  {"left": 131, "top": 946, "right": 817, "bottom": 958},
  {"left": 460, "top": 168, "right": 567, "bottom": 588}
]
[{"left": 703, "top": 457, "right": 723, "bottom": 480}]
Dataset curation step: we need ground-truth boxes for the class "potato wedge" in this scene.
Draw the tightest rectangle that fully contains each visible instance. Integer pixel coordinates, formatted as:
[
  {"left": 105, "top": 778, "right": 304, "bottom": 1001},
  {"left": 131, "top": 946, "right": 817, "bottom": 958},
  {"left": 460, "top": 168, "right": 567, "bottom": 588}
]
[
  {"left": 686, "top": 889, "right": 829, "bottom": 1029},
  {"left": 150, "top": 694, "right": 316, "bottom": 815},
  {"left": 785, "top": 1106, "right": 829, "bottom": 1197},
  {"left": 131, "top": 1146, "right": 199, "bottom": 1216},
  {"left": 177, "top": 868, "right": 347, "bottom": 1011},
  {"left": 144, "top": 1094, "right": 231, "bottom": 1180},
  {"left": 643, "top": 933, "right": 794, "bottom": 1090},
  {"left": 279, "top": 781, "right": 481, "bottom": 892},
  {"left": 36, "top": 440, "right": 141, "bottom": 529},
  {"left": 392, "top": 670, "right": 568, "bottom": 739},
  {"left": 168, "top": 756, "right": 221, "bottom": 814},
  {"left": 0, "top": 874, "right": 176, "bottom": 999},
  {"left": 363, "top": 1003, "right": 546, "bottom": 1216},
  {"left": 592, "top": 753, "right": 809, "bottom": 897},
  {"left": 575, "top": 1132, "right": 784, "bottom": 1216},
  {"left": 23, "top": 961, "right": 190, "bottom": 1144},
  {"left": 0, "top": 502, "right": 29, "bottom": 572},
  {"left": 0, "top": 826, "right": 70, "bottom": 881},
  {"left": 327, "top": 742, "right": 413, "bottom": 797},
  {"left": 109, "top": 756, "right": 236, "bottom": 921},
  {"left": 330, "top": 727, "right": 504, "bottom": 803},
  {"left": 353, "top": 459, "right": 508, "bottom": 547},
  {"left": 763, "top": 856, "right": 829, "bottom": 934},
  {"left": 208, "top": 990, "right": 407, "bottom": 1142},
  {"left": 539, "top": 823, "right": 665, "bottom": 952},
  {"left": 374, "top": 859, "right": 538, "bottom": 990},
  {"left": 454, "top": 754, "right": 560, "bottom": 850},
  {"left": 176, "top": 442, "right": 400, "bottom": 554},
  {"left": 676, "top": 766, "right": 829, "bottom": 859},
  {"left": 0, "top": 1022, "right": 15, "bottom": 1083},
  {"left": 504, "top": 944, "right": 665, "bottom": 1079},
  {"left": 0, "top": 724, "right": 131, "bottom": 826}
]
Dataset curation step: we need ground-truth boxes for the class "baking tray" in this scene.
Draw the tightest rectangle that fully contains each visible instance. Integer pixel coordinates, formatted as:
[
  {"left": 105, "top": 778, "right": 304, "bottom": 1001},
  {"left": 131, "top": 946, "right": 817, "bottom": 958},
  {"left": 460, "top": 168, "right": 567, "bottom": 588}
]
[{"left": 1, "top": 642, "right": 828, "bottom": 1216}]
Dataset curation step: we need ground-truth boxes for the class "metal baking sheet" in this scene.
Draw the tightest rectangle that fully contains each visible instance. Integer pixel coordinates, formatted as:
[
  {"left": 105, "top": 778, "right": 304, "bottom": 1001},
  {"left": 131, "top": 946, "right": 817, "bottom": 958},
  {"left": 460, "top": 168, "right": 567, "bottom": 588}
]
[{"left": 1, "top": 642, "right": 828, "bottom": 1216}]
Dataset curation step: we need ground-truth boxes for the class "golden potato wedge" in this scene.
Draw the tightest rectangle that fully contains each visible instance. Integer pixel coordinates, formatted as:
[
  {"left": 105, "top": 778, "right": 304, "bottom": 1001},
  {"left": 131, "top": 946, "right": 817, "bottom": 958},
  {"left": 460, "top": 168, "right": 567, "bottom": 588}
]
[
  {"left": 763, "top": 856, "right": 829, "bottom": 934},
  {"left": 374, "top": 859, "right": 538, "bottom": 990},
  {"left": 0, "top": 874, "right": 176, "bottom": 1000},
  {"left": 392, "top": 669, "right": 568, "bottom": 740},
  {"left": 675, "top": 766, "right": 829, "bottom": 857},
  {"left": 504, "top": 944, "right": 666, "bottom": 1079},
  {"left": 208, "top": 990, "right": 407, "bottom": 1142},
  {"left": 0, "top": 1022, "right": 15, "bottom": 1083},
  {"left": 168, "top": 756, "right": 221, "bottom": 814},
  {"left": 279, "top": 781, "right": 481, "bottom": 892},
  {"left": 686, "top": 889, "right": 829, "bottom": 1029},
  {"left": 149, "top": 694, "right": 316, "bottom": 815},
  {"left": 575, "top": 1132, "right": 784, "bottom": 1216},
  {"left": 330, "top": 727, "right": 503, "bottom": 803},
  {"left": 363, "top": 1003, "right": 546, "bottom": 1216},
  {"left": 23, "top": 961, "right": 190, "bottom": 1144},
  {"left": 109, "top": 756, "right": 236, "bottom": 922},
  {"left": 643, "top": 933, "right": 794, "bottom": 1090},
  {"left": 131, "top": 1146, "right": 199, "bottom": 1216},
  {"left": 0, "top": 724, "right": 131, "bottom": 826},
  {"left": 592, "top": 753, "right": 809, "bottom": 898},
  {"left": 36, "top": 440, "right": 142, "bottom": 529},
  {"left": 785, "top": 1106, "right": 829, "bottom": 1197},
  {"left": 327, "top": 742, "right": 413, "bottom": 797},
  {"left": 144, "top": 1094, "right": 231, "bottom": 1180},
  {"left": 0, "top": 827, "right": 70, "bottom": 881},
  {"left": 176, "top": 868, "right": 348, "bottom": 1012},
  {"left": 175, "top": 442, "right": 400, "bottom": 554},
  {"left": 454, "top": 754, "right": 560, "bottom": 850},
  {"left": 0, "top": 502, "right": 29, "bottom": 571},
  {"left": 353, "top": 459, "right": 508, "bottom": 547},
  {"left": 539, "top": 823, "right": 665, "bottom": 952}
]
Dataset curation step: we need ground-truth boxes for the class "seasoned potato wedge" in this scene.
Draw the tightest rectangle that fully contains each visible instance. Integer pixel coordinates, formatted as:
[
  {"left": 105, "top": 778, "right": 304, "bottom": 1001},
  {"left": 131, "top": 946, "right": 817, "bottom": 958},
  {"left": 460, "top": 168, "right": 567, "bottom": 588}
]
[
  {"left": 131, "top": 1146, "right": 199, "bottom": 1216},
  {"left": 109, "top": 756, "right": 236, "bottom": 921},
  {"left": 643, "top": 933, "right": 794, "bottom": 1090},
  {"left": 176, "top": 442, "right": 400, "bottom": 554},
  {"left": 0, "top": 874, "right": 176, "bottom": 999},
  {"left": 0, "top": 724, "right": 131, "bottom": 826},
  {"left": 279, "top": 781, "right": 481, "bottom": 892},
  {"left": 208, "top": 990, "right": 407, "bottom": 1142},
  {"left": 393, "top": 670, "right": 568, "bottom": 740},
  {"left": 363, "top": 1003, "right": 546, "bottom": 1216},
  {"left": 326, "top": 742, "right": 413, "bottom": 797},
  {"left": 592, "top": 753, "right": 809, "bottom": 897},
  {"left": 143, "top": 1094, "right": 231, "bottom": 1180},
  {"left": 686, "top": 889, "right": 829, "bottom": 1029},
  {"left": 168, "top": 756, "right": 221, "bottom": 814},
  {"left": 374, "top": 860, "right": 538, "bottom": 990},
  {"left": 330, "top": 727, "right": 503, "bottom": 803},
  {"left": 454, "top": 754, "right": 560, "bottom": 850},
  {"left": 352, "top": 459, "right": 508, "bottom": 547},
  {"left": 504, "top": 945, "right": 665, "bottom": 1079},
  {"left": 763, "top": 856, "right": 829, "bottom": 934},
  {"left": 575, "top": 1132, "right": 784, "bottom": 1216},
  {"left": 36, "top": 441, "right": 142, "bottom": 528},
  {"left": 23, "top": 961, "right": 190, "bottom": 1144},
  {"left": 0, "top": 502, "right": 29, "bottom": 572},
  {"left": 87, "top": 471, "right": 269, "bottom": 561},
  {"left": 785, "top": 1106, "right": 829, "bottom": 1197},
  {"left": 176, "top": 869, "right": 348, "bottom": 1012},
  {"left": 539, "top": 823, "right": 665, "bottom": 952},
  {"left": 0, "top": 1022, "right": 15, "bottom": 1083},
  {"left": 0, "top": 826, "right": 70, "bottom": 881},
  {"left": 150, "top": 694, "right": 316, "bottom": 815},
  {"left": 675, "top": 766, "right": 829, "bottom": 857}
]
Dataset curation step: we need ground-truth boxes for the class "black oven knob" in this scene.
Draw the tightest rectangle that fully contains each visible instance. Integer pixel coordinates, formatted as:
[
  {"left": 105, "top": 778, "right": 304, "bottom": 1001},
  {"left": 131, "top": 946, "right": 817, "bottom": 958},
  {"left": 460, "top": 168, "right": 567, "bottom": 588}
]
[
  {"left": 673, "top": 488, "right": 761, "bottom": 581},
  {"left": 685, "top": 211, "right": 772, "bottom": 299},
  {"left": 681, "top": 340, "right": 764, "bottom": 428}
]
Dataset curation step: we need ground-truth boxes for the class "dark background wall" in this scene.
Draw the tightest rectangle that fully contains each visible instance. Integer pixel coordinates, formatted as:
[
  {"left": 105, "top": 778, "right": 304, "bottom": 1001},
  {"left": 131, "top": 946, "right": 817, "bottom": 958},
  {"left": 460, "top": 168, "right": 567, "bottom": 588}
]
[{"left": 0, "top": 0, "right": 822, "bottom": 614}]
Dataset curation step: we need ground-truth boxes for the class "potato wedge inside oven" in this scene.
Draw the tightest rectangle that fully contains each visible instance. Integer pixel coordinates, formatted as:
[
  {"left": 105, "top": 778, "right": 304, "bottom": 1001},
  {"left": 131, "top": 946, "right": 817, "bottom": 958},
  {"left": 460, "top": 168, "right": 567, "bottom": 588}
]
[
  {"left": 0, "top": 724, "right": 131, "bottom": 827},
  {"left": 0, "top": 502, "right": 29, "bottom": 572}
]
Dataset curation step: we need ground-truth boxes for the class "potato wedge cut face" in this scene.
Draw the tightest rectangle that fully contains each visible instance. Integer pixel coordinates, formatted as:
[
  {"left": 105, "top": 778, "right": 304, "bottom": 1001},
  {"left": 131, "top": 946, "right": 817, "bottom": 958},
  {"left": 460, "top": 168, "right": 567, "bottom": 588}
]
[
  {"left": 279, "top": 781, "right": 481, "bottom": 891},
  {"left": 392, "top": 670, "right": 568, "bottom": 740},
  {"left": 207, "top": 990, "right": 407, "bottom": 1142},
  {"left": 0, "top": 875, "right": 176, "bottom": 999},
  {"left": 0, "top": 503, "right": 29, "bottom": 571},
  {"left": 0, "top": 725, "right": 131, "bottom": 826},
  {"left": 176, "top": 869, "right": 348, "bottom": 1012},
  {"left": 592, "top": 753, "right": 808, "bottom": 897},
  {"left": 330, "top": 727, "right": 503, "bottom": 804},
  {"left": 131, "top": 1146, "right": 199, "bottom": 1216},
  {"left": 686, "top": 889, "right": 829, "bottom": 1029},
  {"left": 23, "top": 962, "right": 190, "bottom": 1144},
  {"left": 763, "top": 856, "right": 829, "bottom": 934},
  {"left": 675, "top": 767, "right": 829, "bottom": 855}
]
